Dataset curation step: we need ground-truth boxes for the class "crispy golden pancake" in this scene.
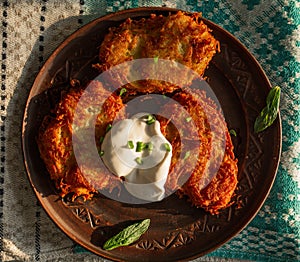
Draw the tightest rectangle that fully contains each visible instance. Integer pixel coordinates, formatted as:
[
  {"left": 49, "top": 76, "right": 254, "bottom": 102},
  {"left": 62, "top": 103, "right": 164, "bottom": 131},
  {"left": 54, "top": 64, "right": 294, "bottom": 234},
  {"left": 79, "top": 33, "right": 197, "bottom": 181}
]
[
  {"left": 96, "top": 11, "right": 219, "bottom": 94},
  {"left": 37, "top": 81, "right": 125, "bottom": 200},
  {"left": 159, "top": 88, "right": 238, "bottom": 214}
]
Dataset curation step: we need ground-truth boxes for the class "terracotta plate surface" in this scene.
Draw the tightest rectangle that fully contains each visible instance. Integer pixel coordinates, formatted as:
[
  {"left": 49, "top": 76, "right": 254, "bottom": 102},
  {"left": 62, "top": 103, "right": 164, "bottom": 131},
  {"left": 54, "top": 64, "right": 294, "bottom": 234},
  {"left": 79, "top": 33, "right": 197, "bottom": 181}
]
[{"left": 22, "top": 7, "right": 281, "bottom": 262}]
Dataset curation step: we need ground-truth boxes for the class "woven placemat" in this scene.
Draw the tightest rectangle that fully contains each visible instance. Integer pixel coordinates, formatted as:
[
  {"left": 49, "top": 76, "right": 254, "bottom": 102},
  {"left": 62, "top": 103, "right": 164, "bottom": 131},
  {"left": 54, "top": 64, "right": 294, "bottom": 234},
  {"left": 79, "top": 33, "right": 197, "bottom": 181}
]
[{"left": 1, "top": 1, "right": 299, "bottom": 261}]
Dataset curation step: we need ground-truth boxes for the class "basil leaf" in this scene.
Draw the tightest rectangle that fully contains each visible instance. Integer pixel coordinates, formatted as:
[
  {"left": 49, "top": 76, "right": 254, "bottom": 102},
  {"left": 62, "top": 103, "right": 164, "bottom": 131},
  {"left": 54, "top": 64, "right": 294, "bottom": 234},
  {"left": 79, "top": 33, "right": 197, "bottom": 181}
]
[
  {"left": 254, "top": 86, "right": 280, "bottom": 133},
  {"left": 103, "top": 219, "right": 150, "bottom": 250}
]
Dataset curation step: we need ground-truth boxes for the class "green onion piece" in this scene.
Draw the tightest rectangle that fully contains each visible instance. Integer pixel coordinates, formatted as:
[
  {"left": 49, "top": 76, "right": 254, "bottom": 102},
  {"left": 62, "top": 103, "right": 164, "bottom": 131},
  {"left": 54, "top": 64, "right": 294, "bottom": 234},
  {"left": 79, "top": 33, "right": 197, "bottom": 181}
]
[
  {"left": 147, "top": 142, "right": 153, "bottom": 152},
  {"left": 164, "top": 143, "right": 171, "bottom": 152},
  {"left": 106, "top": 124, "right": 112, "bottom": 132},
  {"left": 185, "top": 117, "right": 192, "bottom": 122},
  {"left": 99, "top": 136, "right": 104, "bottom": 143},
  {"left": 183, "top": 151, "right": 190, "bottom": 160},
  {"left": 136, "top": 141, "right": 154, "bottom": 152},
  {"left": 127, "top": 140, "right": 134, "bottom": 149},
  {"left": 119, "top": 87, "right": 127, "bottom": 97},
  {"left": 153, "top": 56, "right": 159, "bottom": 63},
  {"left": 136, "top": 141, "right": 145, "bottom": 152},
  {"left": 146, "top": 114, "right": 156, "bottom": 125},
  {"left": 99, "top": 151, "right": 104, "bottom": 157},
  {"left": 135, "top": 157, "right": 143, "bottom": 165},
  {"left": 229, "top": 129, "right": 237, "bottom": 137},
  {"left": 162, "top": 94, "right": 167, "bottom": 99}
]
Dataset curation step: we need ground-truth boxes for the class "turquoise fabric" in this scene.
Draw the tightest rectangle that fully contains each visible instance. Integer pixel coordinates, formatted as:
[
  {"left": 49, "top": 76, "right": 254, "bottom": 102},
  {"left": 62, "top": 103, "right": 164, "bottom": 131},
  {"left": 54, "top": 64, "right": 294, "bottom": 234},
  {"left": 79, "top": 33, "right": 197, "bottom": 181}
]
[{"left": 79, "top": 1, "right": 300, "bottom": 261}]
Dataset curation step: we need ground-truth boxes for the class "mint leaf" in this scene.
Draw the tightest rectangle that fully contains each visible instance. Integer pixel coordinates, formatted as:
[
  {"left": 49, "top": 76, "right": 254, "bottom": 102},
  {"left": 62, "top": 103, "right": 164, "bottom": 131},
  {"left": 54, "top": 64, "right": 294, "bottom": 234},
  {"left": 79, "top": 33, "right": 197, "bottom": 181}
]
[
  {"left": 254, "top": 86, "right": 280, "bottom": 133},
  {"left": 103, "top": 219, "right": 150, "bottom": 250}
]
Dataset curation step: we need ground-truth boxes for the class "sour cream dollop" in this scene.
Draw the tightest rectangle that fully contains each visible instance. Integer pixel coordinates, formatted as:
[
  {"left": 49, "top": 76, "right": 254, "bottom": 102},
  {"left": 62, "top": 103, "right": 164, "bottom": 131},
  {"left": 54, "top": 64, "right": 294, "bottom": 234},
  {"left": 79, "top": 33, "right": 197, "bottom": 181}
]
[{"left": 101, "top": 115, "right": 172, "bottom": 202}]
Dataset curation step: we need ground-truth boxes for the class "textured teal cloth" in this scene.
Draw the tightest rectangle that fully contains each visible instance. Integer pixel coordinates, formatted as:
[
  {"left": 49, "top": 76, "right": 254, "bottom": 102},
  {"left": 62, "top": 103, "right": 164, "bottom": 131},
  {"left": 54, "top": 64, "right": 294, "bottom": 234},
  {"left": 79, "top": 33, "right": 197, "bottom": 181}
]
[
  {"left": 1, "top": 1, "right": 298, "bottom": 261},
  {"left": 80, "top": 1, "right": 300, "bottom": 261}
]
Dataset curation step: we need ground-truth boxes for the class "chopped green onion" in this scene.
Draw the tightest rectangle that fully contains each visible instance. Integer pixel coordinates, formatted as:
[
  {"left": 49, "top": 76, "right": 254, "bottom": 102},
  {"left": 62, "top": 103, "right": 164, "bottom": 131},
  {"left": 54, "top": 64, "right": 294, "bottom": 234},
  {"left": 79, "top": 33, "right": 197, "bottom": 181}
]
[
  {"left": 99, "top": 136, "right": 104, "bottom": 143},
  {"left": 99, "top": 150, "right": 104, "bottom": 157},
  {"left": 106, "top": 124, "right": 112, "bottom": 132},
  {"left": 162, "top": 94, "right": 167, "bottom": 99},
  {"left": 146, "top": 114, "right": 156, "bottom": 125},
  {"left": 147, "top": 142, "right": 154, "bottom": 152},
  {"left": 119, "top": 87, "right": 127, "bottom": 97},
  {"left": 229, "top": 129, "right": 237, "bottom": 137},
  {"left": 127, "top": 140, "right": 134, "bottom": 149},
  {"left": 164, "top": 143, "right": 171, "bottom": 152},
  {"left": 136, "top": 141, "right": 154, "bottom": 152},
  {"left": 136, "top": 141, "right": 145, "bottom": 152},
  {"left": 183, "top": 151, "right": 190, "bottom": 160},
  {"left": 135, "top": 157, "right": 143, "bottom": 165},
  {"left": 153, "top": 56, "right": 159, "bottom": 63},
  {"left": 185, "top": 117, "right": 192, "bottom": 122}
]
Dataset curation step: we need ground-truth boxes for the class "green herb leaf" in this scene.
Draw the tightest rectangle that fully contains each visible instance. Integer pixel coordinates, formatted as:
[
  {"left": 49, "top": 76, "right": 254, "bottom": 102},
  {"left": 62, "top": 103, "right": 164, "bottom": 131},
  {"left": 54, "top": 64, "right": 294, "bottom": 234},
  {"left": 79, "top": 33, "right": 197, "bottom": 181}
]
[
  {"left": 99, "top": 151, "right": 104, "bottom": 157},
  {"left": 229, "top": 129, "right": 237, "bottom": 137},
  {"left": 185, "top": 117, "right": 192, "bottom": 123},
  {"left": 183, "top": 151, "right": 190, "bottom": 160},
  {"left": 119, "top": 87, "right": 127, "bottom": 97},
  {"left": 135, "top": 157, "right": 143, "bottom": 165},
  {"left": 164, "top": 143, "right": 171, "bottom": 152},
  {"left": 127, "top": 140, "right": 134, "bottom": 149},
  {"left": 103, "top": 219, "right": 150, "bottom": 250},
  {"left": 254, "top": 86, "right": 281, "bottom": 133},
  {"left": 146, "top": 114, "right": 156, "bottom": 125},
  {"left": 99, "top": 136, "right": 104, "bottom": 143},
  {"left": 153, "top": 56, "right": 159, "bottom": 63},
  {"left": 106, "top": 124, "right": 112, "bottom": 133}
]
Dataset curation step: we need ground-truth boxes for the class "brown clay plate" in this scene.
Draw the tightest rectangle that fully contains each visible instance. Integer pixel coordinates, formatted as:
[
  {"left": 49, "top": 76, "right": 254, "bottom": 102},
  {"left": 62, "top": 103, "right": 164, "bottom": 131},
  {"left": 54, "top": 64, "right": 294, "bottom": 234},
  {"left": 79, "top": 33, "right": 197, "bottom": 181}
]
[{"left": 22, "top": 7, "right": 281, "bottom": 262}]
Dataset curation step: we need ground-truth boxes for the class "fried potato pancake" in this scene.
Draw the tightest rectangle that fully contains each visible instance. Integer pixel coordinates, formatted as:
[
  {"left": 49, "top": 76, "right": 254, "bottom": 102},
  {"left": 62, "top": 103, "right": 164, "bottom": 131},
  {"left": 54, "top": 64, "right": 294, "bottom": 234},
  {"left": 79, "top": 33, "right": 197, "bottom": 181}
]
[
  {"left": 37, "top": 81, "right": 124, "bottom": 200},
  {"left": 158, "top": 88, "right": 238, "bottom": 214},
  {"left": 97, "top": 11, "right": 219, "bottom": 94}
]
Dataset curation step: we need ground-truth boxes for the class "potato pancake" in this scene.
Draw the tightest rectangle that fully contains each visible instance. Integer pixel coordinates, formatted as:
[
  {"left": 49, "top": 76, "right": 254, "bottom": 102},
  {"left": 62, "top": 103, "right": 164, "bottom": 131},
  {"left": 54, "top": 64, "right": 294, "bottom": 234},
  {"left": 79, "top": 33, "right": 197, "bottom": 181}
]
[
  {"left": 96, "top": 11, "right": 219, "bottom": 94},
  {"left": 159, "top": 88, "right": 238, "bottom": 214},
  {"left": 37, "top": 81, "right": 124, "bottom": 200}
]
